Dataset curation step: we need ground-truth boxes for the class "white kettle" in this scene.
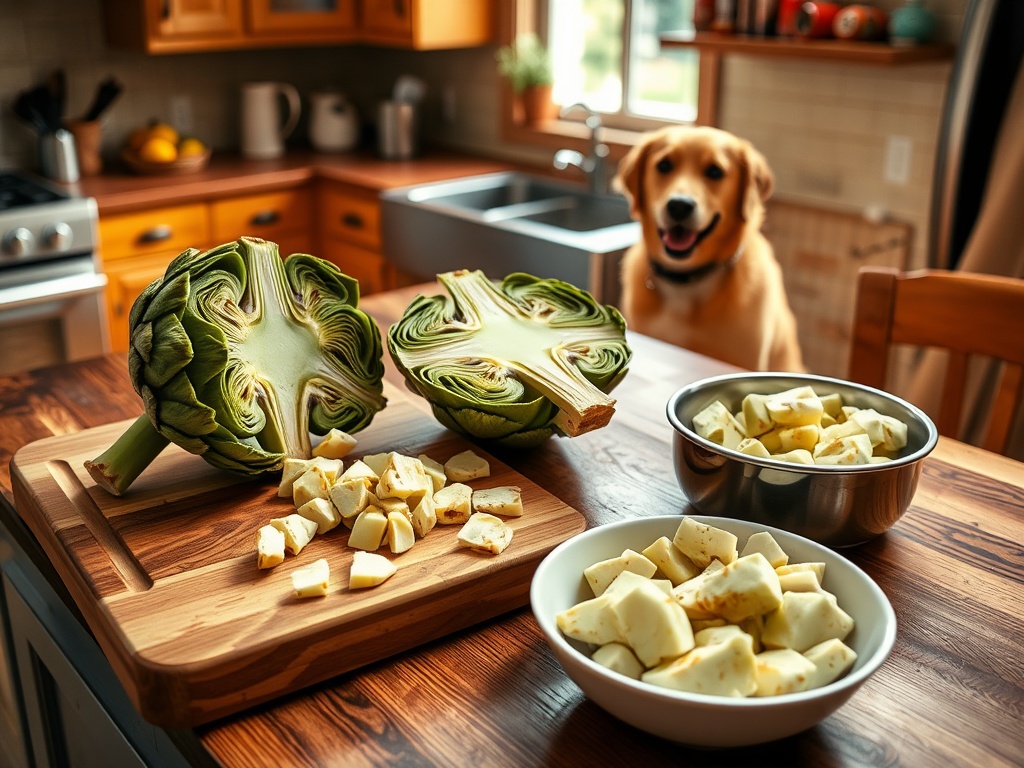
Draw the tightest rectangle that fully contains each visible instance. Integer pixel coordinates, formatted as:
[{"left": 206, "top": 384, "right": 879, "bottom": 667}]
[
  {"left": 240, "top": 81, "right": 301, "bottom": 159},
  {"left": 309, "top": 91, "right": 360, "bottom": 153}
]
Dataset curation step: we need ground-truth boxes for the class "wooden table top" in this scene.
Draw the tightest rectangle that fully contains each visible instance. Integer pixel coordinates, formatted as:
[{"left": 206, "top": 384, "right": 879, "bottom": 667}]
[{"left": 2, "top": 283, "right": 1023, "bottom": 767}]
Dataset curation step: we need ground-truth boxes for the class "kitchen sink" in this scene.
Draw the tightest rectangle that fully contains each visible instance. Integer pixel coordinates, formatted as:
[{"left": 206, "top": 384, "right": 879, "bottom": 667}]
[{"left": 380, "top": 172, "right": 640, "bottom": 306}]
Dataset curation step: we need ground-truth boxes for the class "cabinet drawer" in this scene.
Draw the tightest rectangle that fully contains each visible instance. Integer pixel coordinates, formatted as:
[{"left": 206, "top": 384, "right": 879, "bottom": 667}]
[
  {"left": 210, "top": 188, "right": 314, "bottom": 245},
  {"left": 318, "top": 186, "right": 381, "bottom": 251},
  {"left": 99, "top": 204, "right": 209, "bottom": 261},
  {"left": 320, "top": 238, "right": 389, "bottom": 295}
]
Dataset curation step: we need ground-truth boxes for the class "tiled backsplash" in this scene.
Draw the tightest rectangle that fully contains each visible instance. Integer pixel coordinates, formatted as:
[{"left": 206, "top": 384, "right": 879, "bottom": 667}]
[{"left": 2, "top": 0, "right": 966, "bottom": 275}]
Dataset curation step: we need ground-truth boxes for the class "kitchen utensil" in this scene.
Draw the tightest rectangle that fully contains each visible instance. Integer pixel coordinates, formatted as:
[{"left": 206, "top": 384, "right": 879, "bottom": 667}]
[
  {"left": 531, "top": 514, "right": 897, "bottom": 747},
  {"left": 47, "top": 69, "right": 66, "bottom": 133},
  {"left": 309, "top": 91, "right": 359, "bottom": 153},
  {"left": 666, "top": 372, "right": 938, "bottom": 548},
  {"left": 240, "top": 81, "right": 301, "bottom": 159},
  {"left": 9, "top": 385, "right": 586, "bottom": 728},
  {"left": 378, "top": 100, "right": 419, "bottom": 160},
  {"left": 83, "top": 77, "right": 123, "bottom": 122},
  {"left": 12, "top": 91, "right": 50, "bottom": 134}
]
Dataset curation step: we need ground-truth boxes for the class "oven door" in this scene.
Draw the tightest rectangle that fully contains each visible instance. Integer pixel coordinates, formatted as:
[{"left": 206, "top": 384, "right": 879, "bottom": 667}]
[{"left": 0, "top": 257, "right": 110, "bottom": 376}]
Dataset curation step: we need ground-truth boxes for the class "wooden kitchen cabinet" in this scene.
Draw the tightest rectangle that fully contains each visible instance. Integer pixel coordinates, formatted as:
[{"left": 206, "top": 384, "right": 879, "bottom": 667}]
[
  {"left": 103, "top": 0, "right": 489, "bottom": 52},
  {"left": 247, "top": 0, "right": 357, "bottom": 42},
  {"left": 209, "top": 187, "right": 315, "bottom": 257},
  {"left": 98, "top": 203, "right": 211, "bottom": 353},
  {"left": 359, "top": 0, "right": 494, "bottom": 49},
  {"left": 98, "top": 186, "right": 314, "bottom": 352},
  {"left": 316, "top": 181, "right": 391, "bottom": 295},
  {"left": 103, "top": 0, "right": 246, "bottom": 53}
]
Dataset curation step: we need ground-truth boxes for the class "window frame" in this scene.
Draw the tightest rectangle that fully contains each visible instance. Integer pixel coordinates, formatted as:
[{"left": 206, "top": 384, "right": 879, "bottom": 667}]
[{"left": 498, "top": 1, "right": 720, "bottom": 167}]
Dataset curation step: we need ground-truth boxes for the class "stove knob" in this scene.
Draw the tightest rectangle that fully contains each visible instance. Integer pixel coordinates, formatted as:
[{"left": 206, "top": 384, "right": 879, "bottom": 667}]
[
  {"left": 2, "top": 227, "right": 34, "bottom": 257},
  {"left": 43, "top": 222, "right": 74, "bottom": 251}
]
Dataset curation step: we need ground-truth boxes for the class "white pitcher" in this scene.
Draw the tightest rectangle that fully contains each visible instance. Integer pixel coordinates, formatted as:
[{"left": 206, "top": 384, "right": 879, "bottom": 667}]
[{"left": 240, "top": 82, "right": 301, "bottom": 159}]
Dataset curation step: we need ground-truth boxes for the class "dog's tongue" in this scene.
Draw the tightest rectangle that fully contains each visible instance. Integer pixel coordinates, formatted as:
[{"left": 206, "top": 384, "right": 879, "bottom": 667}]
[{"left": 663, "top": 226, "right": 697, "bottom": 253}]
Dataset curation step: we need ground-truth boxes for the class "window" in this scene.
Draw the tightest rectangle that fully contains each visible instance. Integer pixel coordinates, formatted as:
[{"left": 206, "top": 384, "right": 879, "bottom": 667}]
[{"left": 544, "top": 0, "right": 701, "bottom": 128}]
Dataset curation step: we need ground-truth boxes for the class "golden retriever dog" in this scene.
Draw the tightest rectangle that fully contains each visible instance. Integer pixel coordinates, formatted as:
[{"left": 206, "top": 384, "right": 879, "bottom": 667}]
[{"left": 615, "top": 126, "right": 804, "bottom": 372}]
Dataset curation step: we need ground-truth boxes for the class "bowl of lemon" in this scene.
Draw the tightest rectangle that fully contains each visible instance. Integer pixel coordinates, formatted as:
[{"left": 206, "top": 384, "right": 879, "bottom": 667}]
[{"left": 121, "top": 122, "right": 211, "bottom": 175}]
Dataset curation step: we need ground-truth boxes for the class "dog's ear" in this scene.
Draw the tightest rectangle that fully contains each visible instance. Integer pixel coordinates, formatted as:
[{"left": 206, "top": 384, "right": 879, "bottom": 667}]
[
  {"left": 739, "top": 142, "right": 775, "bottom": 222},
  {"left": 614, "top": 134, "right": 657, "bottom": 220}
]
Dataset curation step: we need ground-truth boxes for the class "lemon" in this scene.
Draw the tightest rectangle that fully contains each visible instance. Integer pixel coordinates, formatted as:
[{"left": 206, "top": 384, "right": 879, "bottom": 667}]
[
  {"left": 178, "top": 137, "right": 207, "bottom": 158},
  {"left": 147, "top": 122, "right": 179, "bottom": 146},
  {"left": 138, "top": 136, "right": 178, "bottom": 164}
]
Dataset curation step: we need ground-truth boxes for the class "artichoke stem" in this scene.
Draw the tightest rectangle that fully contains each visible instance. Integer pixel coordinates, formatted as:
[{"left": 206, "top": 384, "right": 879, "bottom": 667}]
[{"left": 84, "top": 414, "right": 171, "bottom": 496}]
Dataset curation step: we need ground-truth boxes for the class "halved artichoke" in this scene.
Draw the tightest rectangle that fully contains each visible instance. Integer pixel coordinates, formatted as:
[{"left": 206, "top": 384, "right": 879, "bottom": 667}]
[{"left": 387, "top": 269, "right": 631, "bottom": 448}]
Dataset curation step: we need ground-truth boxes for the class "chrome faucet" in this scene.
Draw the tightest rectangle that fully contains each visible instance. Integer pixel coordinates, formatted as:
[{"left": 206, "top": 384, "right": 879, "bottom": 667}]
[{"left": 553, "top": 102, "right": 610, "bottom": 194}]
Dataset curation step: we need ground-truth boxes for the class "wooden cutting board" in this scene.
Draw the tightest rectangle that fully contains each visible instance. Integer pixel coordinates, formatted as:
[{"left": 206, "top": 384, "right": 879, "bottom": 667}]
[{"left": 10, "top": 384, "right": 586, "bottom": 728}]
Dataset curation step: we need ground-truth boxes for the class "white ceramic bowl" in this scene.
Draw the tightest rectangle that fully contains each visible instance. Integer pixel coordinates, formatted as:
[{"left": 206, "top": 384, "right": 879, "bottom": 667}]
[{"left": 531, "top": 515, "right": 897, "bottom": 747}]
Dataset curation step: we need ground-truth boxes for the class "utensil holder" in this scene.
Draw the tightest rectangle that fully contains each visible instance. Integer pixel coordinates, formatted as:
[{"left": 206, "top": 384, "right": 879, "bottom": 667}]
[
  {"left": 65, "top": 120, "right": 102, "bottom": 176},
  {"left": 39, "top": 129, "right": 80, "bottom": 183}
]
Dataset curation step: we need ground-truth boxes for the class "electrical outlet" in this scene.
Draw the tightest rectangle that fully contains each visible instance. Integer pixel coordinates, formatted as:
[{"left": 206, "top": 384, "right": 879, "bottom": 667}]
[
  {"left": 169, "top": 95, "right": 194, "bottom": 135},
  {"left": 885, "top": 136, "right": 912, "bottom": 185}
]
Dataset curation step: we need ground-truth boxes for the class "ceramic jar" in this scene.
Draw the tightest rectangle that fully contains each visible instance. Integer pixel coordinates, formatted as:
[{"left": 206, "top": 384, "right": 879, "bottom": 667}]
[{"left": 890, "top": 0, "right": 936, "bottom": 46}]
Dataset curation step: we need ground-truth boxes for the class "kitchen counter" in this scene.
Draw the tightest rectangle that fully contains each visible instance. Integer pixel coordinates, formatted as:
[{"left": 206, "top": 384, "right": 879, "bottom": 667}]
[
  {"left": 66, "top": 149, "right": 518, "bottom": 215},
  {"left": 2, "top": 284, "right": 1024, "bottom": 767}
]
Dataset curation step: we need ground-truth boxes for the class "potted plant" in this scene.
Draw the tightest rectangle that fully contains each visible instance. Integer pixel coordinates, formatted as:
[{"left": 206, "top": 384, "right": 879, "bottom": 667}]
[{"left": 496, "top": 33, "right": 556, "bottom": 125}]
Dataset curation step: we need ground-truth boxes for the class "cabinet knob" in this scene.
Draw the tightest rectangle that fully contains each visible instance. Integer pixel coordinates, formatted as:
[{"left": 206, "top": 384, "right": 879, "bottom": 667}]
[
  {"left": 138, "top": 225, "right": 173, "bottom": 244},
  {"left": 342, "top": 212, "right": 364, "bottom": 229},
  {"left": 250, "top": 210, "right": 281, "bottom": 226}
]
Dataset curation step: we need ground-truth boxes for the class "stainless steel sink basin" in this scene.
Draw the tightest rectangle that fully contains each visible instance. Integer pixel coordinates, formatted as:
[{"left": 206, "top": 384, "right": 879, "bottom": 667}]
[{"left": 380, "top": 172, "right": 640, "bottom": 305}]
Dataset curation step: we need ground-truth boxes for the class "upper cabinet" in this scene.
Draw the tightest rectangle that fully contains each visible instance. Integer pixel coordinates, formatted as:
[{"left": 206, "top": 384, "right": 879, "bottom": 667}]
[
  {"left": 102, "top": 0, "right": 492, "bottom": 53},
  {"left": 247, "top": 0, "right": 357, "bottom": 41},
  {"left": 360, "top": 0, "right": 493, "bottom": 49}
]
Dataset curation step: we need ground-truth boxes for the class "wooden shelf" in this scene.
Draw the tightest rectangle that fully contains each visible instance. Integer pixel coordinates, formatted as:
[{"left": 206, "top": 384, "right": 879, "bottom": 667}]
[{"left": 661, "top": 31, "right": 954, "bottom": 66}]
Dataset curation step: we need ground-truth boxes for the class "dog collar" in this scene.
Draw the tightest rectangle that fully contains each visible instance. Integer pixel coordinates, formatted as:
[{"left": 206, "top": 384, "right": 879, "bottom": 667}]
[{"left": 647, "top": 246, "right": 744, "bottom": 287}]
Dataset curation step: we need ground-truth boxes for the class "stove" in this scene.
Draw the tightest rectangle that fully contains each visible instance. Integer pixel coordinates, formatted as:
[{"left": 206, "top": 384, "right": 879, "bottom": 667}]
[
  {"left": 0, "top": 171, "right": 98, "bottom": 266},
  {"left": 0, "top": 171, "right": 108, "bottom": 374}
]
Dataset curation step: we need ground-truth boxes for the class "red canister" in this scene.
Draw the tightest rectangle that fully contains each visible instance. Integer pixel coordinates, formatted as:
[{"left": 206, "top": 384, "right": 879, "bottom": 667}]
[
  {"left": 776, "top": 0, "right": 804, "bottom": 36},
  {"left": 794, "top": 1, "right": 842, "bottom": 38},
  {"left": 833, "top": 4, "right": 889, "bottom": 40}
]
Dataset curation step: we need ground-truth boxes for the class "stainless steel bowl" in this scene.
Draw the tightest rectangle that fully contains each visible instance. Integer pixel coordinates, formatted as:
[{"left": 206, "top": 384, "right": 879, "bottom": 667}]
[{"left": 666, "top": 373, "right": 939, "bottom": 547}]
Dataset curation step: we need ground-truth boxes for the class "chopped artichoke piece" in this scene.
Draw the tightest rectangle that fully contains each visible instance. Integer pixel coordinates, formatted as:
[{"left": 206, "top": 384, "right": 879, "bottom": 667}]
[
  {"left": 349, "top": 551, "right": 397, "bottom": 589},
  {"left": 256, "top": 524, "right": 285, "bottom": 569},
  {"left": 291, "top": 557, "right": 330, "bottom": 598}
]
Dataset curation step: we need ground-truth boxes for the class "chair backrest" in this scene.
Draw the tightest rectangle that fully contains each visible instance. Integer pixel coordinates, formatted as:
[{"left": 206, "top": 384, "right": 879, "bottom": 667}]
[{"left": 849, "top": 266, "right": 1024, "bottom": 455}]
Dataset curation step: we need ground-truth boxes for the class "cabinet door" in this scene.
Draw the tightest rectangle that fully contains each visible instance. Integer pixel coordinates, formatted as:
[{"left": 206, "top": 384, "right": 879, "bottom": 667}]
[
  {"left": 360, "top": 0, "right": 493, "bottom": 49},
  {"left": 153, "top": 0, "right": 245, "bottom": 37},
  {"left": 103, "top": 253, "right": 180, "bottom": 354},
  {"left": 247, "top": 0, "right": 356, "bottom": 39},
  {"left": 317, "top": 184, "right": 381, "bottom": 252}
]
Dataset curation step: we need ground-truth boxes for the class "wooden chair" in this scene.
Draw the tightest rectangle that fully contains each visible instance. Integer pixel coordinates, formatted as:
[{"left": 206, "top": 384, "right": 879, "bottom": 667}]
[{"left": 848, "top": 266, "right": 1024, "bottom": 455}]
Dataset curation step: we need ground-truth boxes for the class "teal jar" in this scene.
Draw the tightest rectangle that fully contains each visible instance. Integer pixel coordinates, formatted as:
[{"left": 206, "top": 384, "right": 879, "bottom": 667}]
[{"left": 890, "top": 0, "right": 936, "bottom": 46}]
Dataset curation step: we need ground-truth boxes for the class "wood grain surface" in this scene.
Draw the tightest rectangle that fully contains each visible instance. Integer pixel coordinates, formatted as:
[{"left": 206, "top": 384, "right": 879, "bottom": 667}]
[
  {"left": 2, "top": 283, "right": 1023, "bottom": 767},
  {"left": 10, "top": 384, "right": 586, "bottom": 728}
]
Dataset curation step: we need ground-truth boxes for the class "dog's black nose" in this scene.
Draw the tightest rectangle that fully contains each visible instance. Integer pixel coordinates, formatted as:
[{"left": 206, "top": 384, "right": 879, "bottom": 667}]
[{"left": 666, "top": 195, "right": 696, "bottom": 222}]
